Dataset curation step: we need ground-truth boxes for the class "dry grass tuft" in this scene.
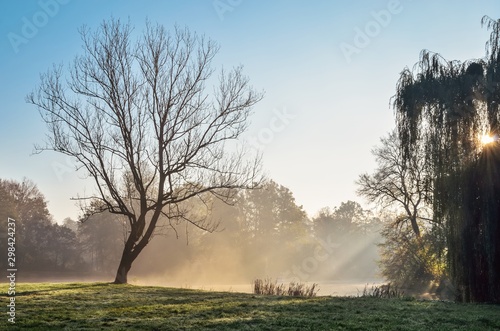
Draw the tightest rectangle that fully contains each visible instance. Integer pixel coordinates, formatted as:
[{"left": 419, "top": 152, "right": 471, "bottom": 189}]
[{"left": 253, "top": 278, "right": 319, "bottom": 297}]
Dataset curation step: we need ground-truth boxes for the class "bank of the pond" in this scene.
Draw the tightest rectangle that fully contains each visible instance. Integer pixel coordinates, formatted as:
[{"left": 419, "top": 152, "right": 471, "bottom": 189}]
[{"left": 130, "top": 280, "right": 385, "bottom": 297}]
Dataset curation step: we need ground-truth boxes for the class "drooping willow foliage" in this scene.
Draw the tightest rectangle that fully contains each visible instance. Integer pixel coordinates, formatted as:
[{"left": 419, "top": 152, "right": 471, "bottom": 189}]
[
  {"left": 460, "top": 144, "right": 500, "bottom": 302},
  {"left": 393, "top": 16, "right": 500, "bottom": 302}
]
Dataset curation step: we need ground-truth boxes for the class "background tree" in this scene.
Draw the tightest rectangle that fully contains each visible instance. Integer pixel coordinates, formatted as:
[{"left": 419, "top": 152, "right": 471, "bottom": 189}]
[
  {"left": 51, "top": 225, "right": 80, "bottom": 270},
  {"left": 27, "top": 19, "right": 263, "bottom": 284},
  {"left": 0, "top": 178, "right": 53, "bottom": 269},
  {"left": 78, "top": 210, "right": 125, "bottom": 275},
  {"left": 357, "top": 131, "right": 446, "bottom": 293},
  {"left": 62, "top": 217, "right": 79, "bottom": 233},
  {"left": 357, "top": 131, "right": 433, "bottom": 238},
  {"left": 0, "top": 178, "right": 81, "bottom": 274},
  {"left": 0, "top": 180, "right": 17, "bottom": 270},
  {"left": 237, "top": 180, "right": 310, "bottom": 276},
  {"left": 393, "top": 16, "right": 500, "bottom": 302},
  {"left": 314, "top": 201, "right": 370, "bottom": 240},
  {"left": 239, "top": 180, "right": 308, "bottom": 241},
  {"left": 312, "top": 201, "right": 382, "bottom": 280}
]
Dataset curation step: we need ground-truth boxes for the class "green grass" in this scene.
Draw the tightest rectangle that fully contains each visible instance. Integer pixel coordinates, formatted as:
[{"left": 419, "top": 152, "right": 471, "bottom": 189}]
[{"left": 0, "top": 282, "right": 499, "bottom": 330}]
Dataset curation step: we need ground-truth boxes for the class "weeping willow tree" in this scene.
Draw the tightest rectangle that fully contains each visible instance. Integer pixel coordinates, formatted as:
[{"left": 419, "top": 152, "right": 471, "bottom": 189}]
[{"left": 393, "top": 16, "right": 500, "bottom": 302}]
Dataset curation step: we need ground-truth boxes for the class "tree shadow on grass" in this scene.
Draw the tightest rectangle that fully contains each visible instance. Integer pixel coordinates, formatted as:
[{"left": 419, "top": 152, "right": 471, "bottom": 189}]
[{"left": 0, "top": 282, "right": 114, "bottom": 297}]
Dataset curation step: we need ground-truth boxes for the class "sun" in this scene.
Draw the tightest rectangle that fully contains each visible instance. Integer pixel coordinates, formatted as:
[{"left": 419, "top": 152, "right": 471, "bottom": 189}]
[{"left": 480, "top": 134, "right": 496, "bottom": 146}]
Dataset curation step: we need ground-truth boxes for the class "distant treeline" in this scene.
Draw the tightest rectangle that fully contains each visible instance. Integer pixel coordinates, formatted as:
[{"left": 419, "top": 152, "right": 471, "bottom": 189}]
[{"left": 0, "top": 178, "right": 382, "bottom": 283}]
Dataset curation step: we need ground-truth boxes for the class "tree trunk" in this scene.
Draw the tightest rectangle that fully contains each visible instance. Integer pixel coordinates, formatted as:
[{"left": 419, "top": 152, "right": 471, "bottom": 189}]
[
  {"left": 113, "top": 250, "right": 134, "bottom": 284},
  {"left": 410, "top": 216, "right": 421, "bottom": 238},
  {"left": 113, "top": 212, "right": 161, "bottom": 284},
  {"left": 113, "top": 233, "right": 139, "bottom": 284}
]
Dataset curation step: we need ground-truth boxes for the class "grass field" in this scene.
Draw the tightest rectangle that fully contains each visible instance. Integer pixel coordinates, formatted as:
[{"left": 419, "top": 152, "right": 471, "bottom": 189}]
[{"left": 1, "top": 282, "right": 499, "bottom": 330}]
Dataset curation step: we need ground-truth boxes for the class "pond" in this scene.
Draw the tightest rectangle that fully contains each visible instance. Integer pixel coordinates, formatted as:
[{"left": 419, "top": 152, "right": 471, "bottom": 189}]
[{"left": 132, "top": 280, "right": 385, "bottom": 297}]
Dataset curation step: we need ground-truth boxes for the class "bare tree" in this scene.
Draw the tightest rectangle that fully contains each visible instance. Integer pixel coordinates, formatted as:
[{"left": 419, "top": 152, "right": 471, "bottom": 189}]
[
  {"left": 356, "top": 131, "right": 433, "bottom": 238},
  {"left": 27, "top": 19, "right": 263, "bottom": 284}
]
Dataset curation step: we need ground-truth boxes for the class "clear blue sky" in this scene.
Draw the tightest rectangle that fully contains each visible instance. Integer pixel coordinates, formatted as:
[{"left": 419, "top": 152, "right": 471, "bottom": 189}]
[{"left": 0, "top": 0, "right": 498, "bottom": 222}]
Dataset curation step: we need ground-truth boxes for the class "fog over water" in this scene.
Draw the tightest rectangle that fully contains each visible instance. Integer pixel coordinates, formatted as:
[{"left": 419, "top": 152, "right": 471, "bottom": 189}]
[{"left": 129, "top": 281, "right": 384, "bottom": 297}]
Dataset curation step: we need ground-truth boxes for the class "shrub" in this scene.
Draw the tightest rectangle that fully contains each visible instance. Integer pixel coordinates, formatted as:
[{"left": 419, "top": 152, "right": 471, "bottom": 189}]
[
  {"left": 360, "top": 283, "right": 405, "bottom": 299},
  {"left": 253, "top": 278, "right": 319, "bottom": 297},
  {"left": 378, "top": 221, "right": 447, "bottom": 295}
]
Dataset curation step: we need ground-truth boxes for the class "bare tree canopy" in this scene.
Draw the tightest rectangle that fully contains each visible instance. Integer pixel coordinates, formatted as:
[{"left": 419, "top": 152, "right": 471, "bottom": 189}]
[
  {"left": 27, "top": 18, "right": 264, "bottom": 284},
  {"left": 357, "top": 131, "right": 433, "bottom": 238}
]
